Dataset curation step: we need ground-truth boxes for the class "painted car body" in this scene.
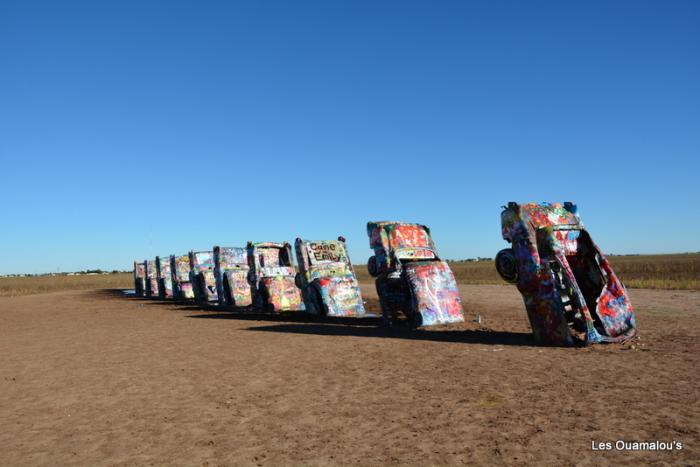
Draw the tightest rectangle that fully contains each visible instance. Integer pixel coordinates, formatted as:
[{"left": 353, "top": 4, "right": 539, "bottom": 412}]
[
  {"left": 294, "top": 237, "right": 366, "bottom": 317},
  {"left": 367, "top": 221, "right": 464, "bottom": 327},
  {"left": 213, "top": 246, "right": 253, "bottom": 307},
  {"left": 189, "top": 250, "right": 218, "bottom": 303},
  {"left": 156, "top": 255, "right": 174, "bottom": 299},
  {"left": 133, "top": 261, "right": 146, "bottom": 297},
  {"left": 170, "top": 254, "right": 194, "bottom": 300},
  {"left": 496, "top": 202, "right": 637, "bottom": 346},
  {"left": 247, "top": 241, "right": 304, "bottom": 312},
  {"left": 144, "top": 259, "right": 159, "bottom": 298}
]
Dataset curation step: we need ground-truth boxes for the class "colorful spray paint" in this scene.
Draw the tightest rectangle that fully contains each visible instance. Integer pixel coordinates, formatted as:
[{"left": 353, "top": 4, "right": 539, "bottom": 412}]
[
  {"left": 170, "top": 254, "right": 194, "bottom": 300},
  {"left": 295, "top": 237, "right": 366, "bottom": 317},
  {"left": 213, "top": 246, "right": 252, "bottom": 307},
  {"left": 189, "top": 250, "right": 218, "bottom": 303},
  {"left": 156, "top": 255, "right": 174, "bottom": 299},
  {"left": 133, "top": 261, "right": 146, "bottom": 297},
  {"left": 496, "top": 202, "right": 637, "bottom": 346},
  {"left": 144, "top": 259, "right": 159, "bottom": 298},
  {"left": 247, "top": 242, "right": 304, "bottom": 312},
  {"left": 367, "top": 221, "right": 464, "bottom": 327}
]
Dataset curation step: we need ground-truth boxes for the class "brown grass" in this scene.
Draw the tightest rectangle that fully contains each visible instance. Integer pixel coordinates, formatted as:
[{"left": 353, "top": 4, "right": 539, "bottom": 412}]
[
  {"left": 1, "top": 253, "right": 698, "bottom": 297},
  {"left": 0, "top": 273, "right": 133, "bottom": 297},
  {"left": 355, "top": 253, "right": 700, "bottom": 290}
]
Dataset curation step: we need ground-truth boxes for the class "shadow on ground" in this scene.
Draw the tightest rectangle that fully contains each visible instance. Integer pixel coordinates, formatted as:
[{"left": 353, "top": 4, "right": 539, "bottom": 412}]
[
  {"left": 242, "top": 322, "right": 534, "bottom": 346},
  {"left": 98, "top": 288, "right": 536, "bottom": 347}
]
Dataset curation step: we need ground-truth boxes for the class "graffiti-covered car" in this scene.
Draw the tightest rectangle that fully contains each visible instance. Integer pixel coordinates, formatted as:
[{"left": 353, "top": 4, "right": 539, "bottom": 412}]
[
  {"left": 156, "top": 255, "right": 174, "bottom": 299},
  {"left": 294, "top": 237, "right": 366, "bottom": 317},
  {"left": 367, "top": 221, "right": 464, "bottom": 327},
  {"left": 496, "top": 202, "right": 637, "bottom": 346},
  {"left": 213, "top": 246, "right": 252, "bottom": 307},
  {"left": 171, "top": 254, "right": 194, "bottom": 300},
  {"left": 247, "top": 242, "right": 304, "bottom": 312},
  {"left": 189, "top": 250, "right": 218, "bottom": 304},
  {"left": 145, "top": 259, "right": 159, "bottom": 298},
  {"left": 133, "top": 261, "right": 146, "bottom": 297}
]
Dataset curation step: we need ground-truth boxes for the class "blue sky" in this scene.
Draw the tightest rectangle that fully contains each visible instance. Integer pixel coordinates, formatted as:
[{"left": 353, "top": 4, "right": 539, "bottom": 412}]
[{"left": 1, "top": 1, "right": 698, "bottom": 274}]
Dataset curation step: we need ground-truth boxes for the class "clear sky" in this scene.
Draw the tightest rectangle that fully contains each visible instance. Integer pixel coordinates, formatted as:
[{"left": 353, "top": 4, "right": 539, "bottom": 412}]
[{"left": 1, "top": 1, "right": 698, "bottom": 274}]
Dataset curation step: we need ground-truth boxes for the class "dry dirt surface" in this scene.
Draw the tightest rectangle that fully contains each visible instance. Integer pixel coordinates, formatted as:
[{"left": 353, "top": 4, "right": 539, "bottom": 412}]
[{"left": 1, "top": 284, "right": 698, "bottom": 466}]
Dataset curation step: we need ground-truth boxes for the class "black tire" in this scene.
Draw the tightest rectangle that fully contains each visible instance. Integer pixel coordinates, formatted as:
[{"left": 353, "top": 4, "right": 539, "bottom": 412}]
[
  {"left": 223, "top": 278, "right": 233, "bottom": 307},
  {"left": 196, "top": 275, "right": 208, "bottom": 304},
  {"left": 367, "top": 256, "right": 378, "bottom": 278},
  {"left": 377, "top": 285, "right": 393, "bottom": 326},
  {"left": 409, "top": 311, "right": 423, "bottom": 329},
  {"left": 495, "top": 248, "right": 518, "bottom": 283},
  {"left": 260, "top": 287, "right": 275, "bottom": 313},
  {"left": 381, "top": 304, "right": 393, "bottom": 327},
  {"left": 314, "top": 287, "right": 327, "bottom": 317}
]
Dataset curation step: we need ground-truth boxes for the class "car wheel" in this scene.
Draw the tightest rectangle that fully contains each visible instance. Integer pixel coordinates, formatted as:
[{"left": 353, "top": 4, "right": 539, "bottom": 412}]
[
  {"left": 495, "top": 248, "right": 518, "bottom": 283},
  {"left": 314, "top": 287, "right": 327, "bottom": 317},
  {"left": 223, "top": 279, "right": 233, "bottom": 307},
  {"left": 378, "top": 292, "right": 393, "bottom": 326},
  {"left": 367, "top": 256, "right": 378, "bottom": 277},
  {"left": 409, "top": 311, "right": 423, "bottom": 329}
]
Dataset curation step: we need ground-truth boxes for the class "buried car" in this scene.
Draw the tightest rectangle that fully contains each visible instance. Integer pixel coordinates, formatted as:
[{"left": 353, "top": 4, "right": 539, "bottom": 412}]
[
  {"left": 156, "top": 255, "right": 174, "bottom": 299},
  {"left": 294, "top": 236, "right": 366, "bottom": 317},
  {"left": 247, "top": 241, "right": 304, "bottom": 312},
  {"left": 213, "top": 246, "right": 252, "bottom": 307},
  {"left": 189, "top": 250, "right": 218, "bottom": 304},
  {"left": 171, "top": 254, "right": 194, "bottom": 300},
  {"left": 145, "top": 259, "right": 159, "bottom": 298},
  {"left": 496, "top": 202, "right": 637, "bottom": 346},
  {"left": 133, "top": 261, "right": 146, "bottom": 297},
  {"left": 367, "top": 221, "right": 464, "bottom": 327}
]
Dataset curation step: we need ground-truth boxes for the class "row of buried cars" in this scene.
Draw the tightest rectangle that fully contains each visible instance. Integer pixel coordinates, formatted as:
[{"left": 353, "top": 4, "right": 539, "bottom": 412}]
[{"left": 132, "top": 203, "right": 638, "bottom": 346}]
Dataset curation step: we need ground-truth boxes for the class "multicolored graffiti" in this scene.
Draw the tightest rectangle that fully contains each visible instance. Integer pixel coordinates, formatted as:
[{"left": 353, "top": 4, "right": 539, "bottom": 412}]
[
  {"left": 295, "top": 237, "right": 366, "bottom": 317},
  {"left": 404, "top": 261, "right": 463, "bottom": 326},
  {"left": 133, "top": 261, "right": 146, "bottom": 297},
  {"left": 189, "top": 251, "right": 218, "bottom": 303},
  {"left": 367, "top": 222, "right": 464, "bottom": 326},
  {"left": 496, "top": 202, "right": 637, "bottom": 346},
  {"left": 213, "top": 246, "right": 252, "bottom": 307},
  {"left": 144, "top": 259, "right": 159, "bottom": 298},
  {"left": 247, "top": 242, "right": 304, "bottom": 312},
  {"left": 156, "top": 256, "right": 173, "bottom": 299},
  {"left": 170, "top": 254, "right": 194, "bottom": 300}
]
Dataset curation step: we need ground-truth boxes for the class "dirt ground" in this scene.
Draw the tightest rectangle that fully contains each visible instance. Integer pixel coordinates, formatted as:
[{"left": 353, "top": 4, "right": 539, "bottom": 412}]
[{"left": 0, "top": 284, "right": 698, "bottom": 466}]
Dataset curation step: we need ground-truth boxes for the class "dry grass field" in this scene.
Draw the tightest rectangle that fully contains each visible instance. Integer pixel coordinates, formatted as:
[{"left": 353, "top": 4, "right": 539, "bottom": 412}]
[
  {"left": 2, "top": 253, "right": 698, "bottom": 298},
  {"left": 356, "top": 253, "right": 700, "bottom": 290},
  {"left": 0, "top": 273, "right": 133, "bottom": 297}
]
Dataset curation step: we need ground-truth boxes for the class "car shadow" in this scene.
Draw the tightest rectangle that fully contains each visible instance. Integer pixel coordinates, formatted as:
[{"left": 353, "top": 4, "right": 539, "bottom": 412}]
[
  {"left": 98, "top": 288, "right": 383, "bottom": 326},
  {"left": 99, "top": 288, "right": 536, "bottom": 346},
  {"left": 240, "top": 322, "right": 535, "bottom": 347},
  {"left": 187, "top": 310, "right": 384, "bottom": 326}
]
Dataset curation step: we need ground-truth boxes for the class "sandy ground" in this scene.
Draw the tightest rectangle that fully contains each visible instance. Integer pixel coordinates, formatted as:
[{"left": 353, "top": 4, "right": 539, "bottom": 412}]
[{"left": 0, "top": 284, "right": 698, "bottom": 466}]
